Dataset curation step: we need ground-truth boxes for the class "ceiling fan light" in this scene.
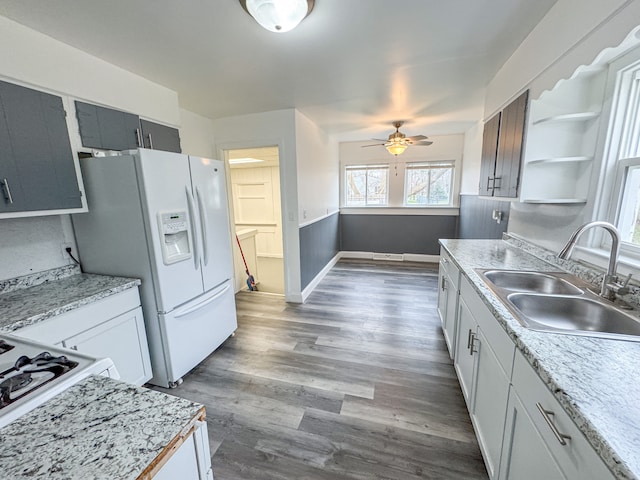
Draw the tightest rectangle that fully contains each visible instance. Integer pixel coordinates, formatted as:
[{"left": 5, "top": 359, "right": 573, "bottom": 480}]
[
  {"left": 244, "top": 0, "right": 310, "bottom": 33},
  {"left": 386, "top": 143, "right": 408, "bottom": 156}
]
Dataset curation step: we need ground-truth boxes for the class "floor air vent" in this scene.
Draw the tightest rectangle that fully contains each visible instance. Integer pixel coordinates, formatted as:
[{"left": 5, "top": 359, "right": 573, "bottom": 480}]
[{"left": 372, "top": 253, "right": 404, "bottom": 261}]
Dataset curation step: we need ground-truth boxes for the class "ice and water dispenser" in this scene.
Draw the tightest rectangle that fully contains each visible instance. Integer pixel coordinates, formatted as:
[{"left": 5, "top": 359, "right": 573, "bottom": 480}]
[{"left": 158, "top": 211, "right": 192, "bottom": 265}]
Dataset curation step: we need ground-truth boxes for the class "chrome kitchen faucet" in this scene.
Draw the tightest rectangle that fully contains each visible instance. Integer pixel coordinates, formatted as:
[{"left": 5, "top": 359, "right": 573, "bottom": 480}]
[{"left": 558, "top": 221, "right": 632, "bottom": 300}]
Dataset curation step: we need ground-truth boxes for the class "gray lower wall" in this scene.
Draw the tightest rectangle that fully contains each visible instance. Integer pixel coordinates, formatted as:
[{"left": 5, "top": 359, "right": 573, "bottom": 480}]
[
  {"left": 300, "top": 212, "right": 340, "bottom": 290},
  {"left": 458, "top": 194, "right": 511, "bottom": 239},
  {"left": 340, "top": 214, "right": 457, "bottom": 256}
]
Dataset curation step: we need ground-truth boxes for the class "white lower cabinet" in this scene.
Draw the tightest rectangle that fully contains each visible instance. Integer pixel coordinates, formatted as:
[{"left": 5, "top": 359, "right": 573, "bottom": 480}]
[
  {"left": 455, "top": 276, "right": 514, "bottom": 479},
  {"left": 63, "top": 306, "right": 151, "bottom": 386},
  {"left": 499, "top": 351, "right": 614, "bottom": 480},
  {"left": 450, "top": 271, "right": 615, "bottom": 480},
  {"left": 14, "top": 287, "right": 152, "bottom": 385},
  {"left": 154, "top": 420, "right": 214, "bottom": 480},
  {"left": 438, "top": 249, "right": 460, "bottom": 358}
]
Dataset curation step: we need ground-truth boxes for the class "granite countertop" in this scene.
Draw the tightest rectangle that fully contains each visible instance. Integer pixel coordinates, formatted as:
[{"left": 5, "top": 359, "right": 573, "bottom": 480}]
[
  {"left": 0, "top": 265, "right": 140, "bottom": 333},
  {"left": 0, "top": 375, "right": 204, "bottom": 479},
  {"left": 440, "top": 238, "right": 640, "bottom": 480}
]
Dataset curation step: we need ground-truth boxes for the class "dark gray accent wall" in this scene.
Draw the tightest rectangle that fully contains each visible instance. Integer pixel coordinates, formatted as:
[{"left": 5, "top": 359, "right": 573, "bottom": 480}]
[
  {"left": 458, "top": 194, "right": 510, "bottom": 239},
  {"left": 340, "top": 214, "right": 457, "bottom": 255},
  {"left": 300, "top": 212, "right": 340, "bottom": 289}
]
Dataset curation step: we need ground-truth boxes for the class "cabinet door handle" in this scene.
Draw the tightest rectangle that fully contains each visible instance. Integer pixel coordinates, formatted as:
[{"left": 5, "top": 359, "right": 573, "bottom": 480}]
[
  {"left": 135, "top": 128, "right": 143, "bottom": 147},
  {"left": 1, "top": 178, "right": 13, "bottom": 204},
  {"left": 441, "top": 276, "right": 447, "bottom": 291},
  {"left": 536, "top": 402, "right": 571, "bottom": 446},
  {"left": 467, "top": 328, "right": 473, "bottom": 349},
  {"left": 493, "top": 176, "right": 502, "bottom": 190},
  {"left": 469, "top": 333, "right": 478, "bottom": 355},
  {"left": 486, "top": 176, "right": 493, "bottom": 191},
  {"left": 148, "top": 133, "right": 154, "bottom": 149}
]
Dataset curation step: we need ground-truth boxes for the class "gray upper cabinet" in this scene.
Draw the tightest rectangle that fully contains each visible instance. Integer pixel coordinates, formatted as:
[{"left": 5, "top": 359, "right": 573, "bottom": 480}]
[
  {"left": 479, "top": 90, "right": 529, "bottom": 198},
  {"left": 0, "top": 80, "right": 82, "bottom": 213},
  {"left": 76, "top": 101, "right": 141, "bottom": 151},
  {"left": 140, "top": 119, "right": 181, "bottom": 153},
  {"left": 479, "top": 112, "right": 501, "bottom": 197},
  {"left": 76, "top": 101, "right": 181, "bottom": 153}
]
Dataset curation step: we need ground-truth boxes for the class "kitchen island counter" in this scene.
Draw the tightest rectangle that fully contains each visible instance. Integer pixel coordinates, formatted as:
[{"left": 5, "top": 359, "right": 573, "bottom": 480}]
[
  {"left": 441, "top": 238, "right": 640, "bottom": 480},
  {"left": 0, "top": 265, "right": 140, "bottom": 333},
  {"left": 0, "top": 375, "right": 205, "bottom": 479}
]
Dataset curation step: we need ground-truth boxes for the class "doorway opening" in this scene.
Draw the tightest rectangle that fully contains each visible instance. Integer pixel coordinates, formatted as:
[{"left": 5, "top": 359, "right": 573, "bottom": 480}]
[{"left": 226, "top": 146, "right": 285, "bottom": 295}]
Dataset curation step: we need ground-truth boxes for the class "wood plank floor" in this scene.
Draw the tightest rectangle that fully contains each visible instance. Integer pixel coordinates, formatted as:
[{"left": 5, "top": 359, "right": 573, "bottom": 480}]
[{"left": 153, "top": 260, "right": 488, "bottom": 479}]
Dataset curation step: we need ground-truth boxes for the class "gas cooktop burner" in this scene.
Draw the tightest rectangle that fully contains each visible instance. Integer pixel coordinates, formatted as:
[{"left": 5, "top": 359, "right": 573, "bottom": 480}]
[
  {"left": 0, "top": 340, "right": 14, "bottom": 355},
  {"left": 0, "top": 351, "right": 79, "bottom": 409}
]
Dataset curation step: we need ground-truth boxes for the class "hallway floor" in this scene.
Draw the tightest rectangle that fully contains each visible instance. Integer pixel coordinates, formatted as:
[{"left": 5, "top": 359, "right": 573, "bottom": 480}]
[{"left": 158, "top": 259, "right": 488, "bottom": 479}]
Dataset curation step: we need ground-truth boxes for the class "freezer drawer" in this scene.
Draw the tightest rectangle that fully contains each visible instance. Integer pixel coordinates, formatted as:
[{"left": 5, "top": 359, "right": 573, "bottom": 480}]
[{"left": 159, "top": 281, "right": 237, "bottom": 383}]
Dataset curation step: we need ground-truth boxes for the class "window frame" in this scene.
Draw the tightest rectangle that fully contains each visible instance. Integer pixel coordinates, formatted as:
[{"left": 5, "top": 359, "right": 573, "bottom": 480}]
[
  {"left": 403, "top": 160, "right": 455, "bottom": 207},
  {"left": 597, "top": 47, "right": 640, "bottom": 259}
]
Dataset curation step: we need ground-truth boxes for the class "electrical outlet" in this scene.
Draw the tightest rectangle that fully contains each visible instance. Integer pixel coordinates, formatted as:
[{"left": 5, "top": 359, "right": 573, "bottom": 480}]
[{"left": 61, "top": 242, "right": 75, "bottom": 260}]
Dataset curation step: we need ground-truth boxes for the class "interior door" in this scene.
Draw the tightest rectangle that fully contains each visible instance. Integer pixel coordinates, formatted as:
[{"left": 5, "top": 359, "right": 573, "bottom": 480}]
[
  {"left": 136, "top": 149, "right": 204, "bottom": 311},
  {"left": 189, "top": 156, "right": 234, "bottom": 292}
]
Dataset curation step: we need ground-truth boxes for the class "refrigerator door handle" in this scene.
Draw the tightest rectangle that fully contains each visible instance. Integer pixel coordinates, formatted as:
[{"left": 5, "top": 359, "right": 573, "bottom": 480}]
[
  {"left": 185, "top": 186, "right": 201, "bottom": 270},
  {"left": 195, "top": 187, "right": 210, "bottom": 266},
  {"left": 174, "top": 283, "right": 231, "bottom": 318}
]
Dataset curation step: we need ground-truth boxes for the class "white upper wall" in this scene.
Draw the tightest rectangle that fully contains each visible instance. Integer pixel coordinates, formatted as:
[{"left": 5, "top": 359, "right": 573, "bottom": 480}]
[
  {"left": 485, "top": 0, "right": 637, "bottom": 117},
  {"left": 179, "top": 109, "right": 215, "bottom": 158},
  {"left": 294, "top": 111, "right": 339, "bottom": 225},
  {"left": 0, "top": 15, "right": 180, "bottom": 124}
]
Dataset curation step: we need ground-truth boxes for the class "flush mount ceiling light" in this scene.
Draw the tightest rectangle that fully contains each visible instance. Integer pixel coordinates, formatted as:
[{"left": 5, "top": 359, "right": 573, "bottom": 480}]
[{"left": 239, "top": 0, "right": 314, "bottom": 33}]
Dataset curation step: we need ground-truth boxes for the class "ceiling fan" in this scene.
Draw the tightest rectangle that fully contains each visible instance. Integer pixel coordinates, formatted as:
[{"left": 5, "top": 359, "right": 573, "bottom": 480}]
[{"left": 363, "top": 121, "right": 433, "bottom": 156}]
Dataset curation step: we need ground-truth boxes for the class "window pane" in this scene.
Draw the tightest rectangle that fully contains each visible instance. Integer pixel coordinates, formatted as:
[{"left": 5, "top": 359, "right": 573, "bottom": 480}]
[
  {"left": 429, "top": 168, "right": 452, "bottom": 205},
  {"left": 619, "top": 165, "right": 640, "bottom": 245},
  {"left": 346, "top": 169, "right": 366, "bottom": 206},
  {"left": 345, "top": 166, "right": 388, "bottom": 206},
  {"left": 366, "top": 168, "right": 387, "bottom": 205},
  {"left": 405, "top": 164, "right": 453, "bottom": 205}
]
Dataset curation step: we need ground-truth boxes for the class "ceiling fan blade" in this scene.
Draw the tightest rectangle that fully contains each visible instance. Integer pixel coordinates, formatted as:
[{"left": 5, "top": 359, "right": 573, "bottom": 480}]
[
  {"left": 371, "top": 138, "right": 389, "bottom": 142},
  {"left": 406, "top": 135, "right": 428, "bottom": 141},
  {"left": 361, "top": 143, "right": 386, "bottom": 148},
  {"left": 412, "top": 141, "right": 433, "bottom": 146}
]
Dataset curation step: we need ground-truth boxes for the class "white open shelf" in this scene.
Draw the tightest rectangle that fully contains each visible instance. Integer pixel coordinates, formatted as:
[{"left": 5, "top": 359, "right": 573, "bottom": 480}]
[
  {"left": 527, "top": 156, "right": 593, "bottom": 165},
  {"left": 521, "top": 198, "right": 588, "bottom": 204},
  {"left": 532, "top": 111, "right": 600, "bottom": 125}
]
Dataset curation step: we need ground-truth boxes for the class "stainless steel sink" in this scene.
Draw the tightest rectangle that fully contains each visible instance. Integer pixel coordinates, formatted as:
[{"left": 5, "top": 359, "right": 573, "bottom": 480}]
[
  {"left": 507, "top": 293, "right": 640, "bottom": 338},
  {"left": 482, "top": 270, "right": 583, "bottom": 295},
  {"left": 475, "top": 268, "right": 640, "bottom": 341}
]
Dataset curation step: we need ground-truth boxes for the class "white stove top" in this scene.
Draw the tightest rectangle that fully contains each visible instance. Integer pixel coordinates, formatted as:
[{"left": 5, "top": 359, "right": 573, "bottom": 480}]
[{"left": 0, "top": 333, "right": 118, "bottom": 428}]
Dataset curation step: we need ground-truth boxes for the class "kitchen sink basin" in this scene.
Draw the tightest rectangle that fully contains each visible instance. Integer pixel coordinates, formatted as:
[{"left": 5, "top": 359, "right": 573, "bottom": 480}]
[
  {"left": 482, "top": 270, "right": 583, "bottom": 295},
  {"left": 507, "top": 293, "right": 640, "bottom": 338},
  {"left": 475, "top": 268, "right": 640, "bottom": 341}
]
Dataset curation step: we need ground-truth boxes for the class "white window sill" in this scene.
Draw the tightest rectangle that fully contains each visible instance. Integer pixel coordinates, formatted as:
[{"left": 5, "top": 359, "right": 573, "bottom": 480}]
[{"left": 340, "top": 206, "right": 459, "bottom": 216}]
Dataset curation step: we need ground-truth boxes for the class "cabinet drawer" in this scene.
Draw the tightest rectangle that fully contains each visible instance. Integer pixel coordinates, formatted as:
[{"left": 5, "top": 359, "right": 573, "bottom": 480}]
[
  {"left": 440, "top": 248, "right": 460, "bottom": 288},
  {"left": 511, "top": 351, "right": 614, "bottom": 480},
  {"left": 460, "top": 276, "right": 514, "bottom": 377},
  {"left": 14, "top": 287, "right": 141, "bottom": 345}
]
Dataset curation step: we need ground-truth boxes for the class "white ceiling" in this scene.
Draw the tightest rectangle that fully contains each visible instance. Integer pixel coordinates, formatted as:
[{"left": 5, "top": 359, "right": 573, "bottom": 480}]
[{"left": 0, "top": 0, "right": 558, "bottom": 141}]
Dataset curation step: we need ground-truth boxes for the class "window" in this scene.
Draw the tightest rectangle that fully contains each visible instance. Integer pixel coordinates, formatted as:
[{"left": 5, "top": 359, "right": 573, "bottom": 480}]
[
  {"left": 345, "top": 165, "right": 389, "bottom": 206},
  {"left": 608, "top": 61, "right": 640, "bottom": 249},
  {"left": 404, "top": 161, "right": 454, "bottom": 206}
]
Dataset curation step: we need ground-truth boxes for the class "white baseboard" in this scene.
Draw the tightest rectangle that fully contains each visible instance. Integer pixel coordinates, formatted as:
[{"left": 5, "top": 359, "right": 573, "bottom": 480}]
[
  {"left": 340, "top": 251, "right": 439, "bottom": 263},
  {"left": 300, "top": 252, "right": 342, "bottom": 303}
]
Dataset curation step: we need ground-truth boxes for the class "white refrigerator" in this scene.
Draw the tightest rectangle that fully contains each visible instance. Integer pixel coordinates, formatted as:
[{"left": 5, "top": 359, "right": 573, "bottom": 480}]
[{"left": 73, "top": 148, "right": 237, "bottom": 387}]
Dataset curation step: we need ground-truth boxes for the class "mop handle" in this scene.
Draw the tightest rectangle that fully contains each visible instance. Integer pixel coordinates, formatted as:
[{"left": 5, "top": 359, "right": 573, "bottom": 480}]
[{"left": 235, "top": 235, "right": 251, "bottom": 273}]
